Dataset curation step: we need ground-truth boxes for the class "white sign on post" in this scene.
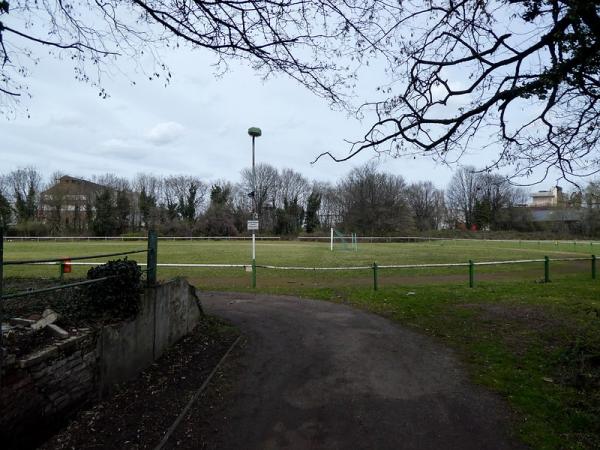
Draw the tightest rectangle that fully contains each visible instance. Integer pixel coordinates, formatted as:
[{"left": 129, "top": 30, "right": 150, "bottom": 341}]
[{"left": 247, "top": 220, "right": 259, "bottom": 231}]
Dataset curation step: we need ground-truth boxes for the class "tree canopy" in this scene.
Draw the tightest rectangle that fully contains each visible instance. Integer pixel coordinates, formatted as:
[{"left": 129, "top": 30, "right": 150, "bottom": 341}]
[
  {"left": 2, "top": 1, "right": 600, "bottom": 180},
  {"left": 314, "top": 0, "right": 600, "bottom": 182},
  {"left": 0, "top": 0, "right": 398, "bottom": 112}
]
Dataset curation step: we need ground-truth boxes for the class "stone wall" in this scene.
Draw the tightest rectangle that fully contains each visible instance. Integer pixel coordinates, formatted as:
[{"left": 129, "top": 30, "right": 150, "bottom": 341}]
[
  {"left": 100, "top": 278, "right": 202, "bottom": 391},
  {"left": 0, "top": 278, "right": 202, "bottom": 446},
  {"left": 1, "top": 333, "right": 98, "bottom": 446}
]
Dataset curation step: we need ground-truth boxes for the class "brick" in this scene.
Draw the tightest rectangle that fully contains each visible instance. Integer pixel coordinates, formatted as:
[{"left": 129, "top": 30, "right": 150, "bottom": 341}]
[
  {"left": 56, "top": 335, "right": 81, "bottom": 352},
  {"left": 9, "top": 318, "right": 35, "bottom": 326},
  {"left": 51, "top": 359, "right": 66, "bottom": 370},
  {"left": 3, "top": 353, "right": 16, "bottom": 367},
  {"left": 83, "top": 353, "right": 98, "bottom": 364},
  {"left": 48, "top": 391, "right": 63, "bottom": 402},
  {"left": 67, "top": 359, "right": 83, "bottom": 370},
  {"left": 32, "top": 370, "right": 47, "bottom": 380},
  {"left": 11, "top": 375, "right": 33, "bottom": 390},
  {"left": 53, "top": 393, "right": 70, "bottom": 407},
  {"left": 18, "top": 346, "right": 58, "bottom": 369},
  {"left": 47, "top": 323, "right": 69, "bottom": 339}
]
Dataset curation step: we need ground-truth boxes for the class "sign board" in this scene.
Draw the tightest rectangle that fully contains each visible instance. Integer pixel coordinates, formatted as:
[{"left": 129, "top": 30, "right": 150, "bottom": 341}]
[{"left": 247, "top": 220, "right": 259, "bottom": 231}]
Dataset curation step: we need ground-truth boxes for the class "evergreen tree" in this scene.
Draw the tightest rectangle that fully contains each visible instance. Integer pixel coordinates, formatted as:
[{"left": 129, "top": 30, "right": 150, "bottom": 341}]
[
  {"left": 178, "top": 183, "right": 198, "bottom": 224},
  {"left": 204, "top": 184, "right": 237, "bottom": 236},
  {"left": 210, "top": 184, "right": 230, "bottom": 206},
  {"left": 275, "top": 197, "right": 304, "bottom": 235},
  {"left": 25, "top": 182, "right": 37, "bottom": 220},
  {"left": 116, "top": 190, "right": 131, "bottom": 234},
  {"left": 304, "top": 192, "right": 321, "bottom": 233},
  {"left": 93, "top": 189, "right": 117, "bottom": 236},
  {"left": 139, "top": 186, "right": 157, "bottom": 229},
  {"left": 0, "top": 191, "right": 11, "bottom": 228}
]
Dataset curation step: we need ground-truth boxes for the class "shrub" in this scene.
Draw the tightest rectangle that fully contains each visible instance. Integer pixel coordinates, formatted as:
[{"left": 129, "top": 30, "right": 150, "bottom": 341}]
[{"left": 87, "top": 259, "right": 142, "bottom": 319}]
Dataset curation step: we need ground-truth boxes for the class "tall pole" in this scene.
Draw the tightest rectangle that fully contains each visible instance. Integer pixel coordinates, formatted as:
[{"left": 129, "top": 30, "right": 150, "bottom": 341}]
[
  {"left": 252, "top": 135, "right": 257, "bottom": 218},
  {"left": 248, "top": 127, "right": 262, "bottom": 288},
  {"left": 252, "top": 135, "right": 256, "bottom": 261}
]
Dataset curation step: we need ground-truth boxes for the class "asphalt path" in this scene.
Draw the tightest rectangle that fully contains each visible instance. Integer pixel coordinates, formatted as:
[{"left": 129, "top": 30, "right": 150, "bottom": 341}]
[{"left": 199, "top": 292, "right": 525, "bottom": 450}]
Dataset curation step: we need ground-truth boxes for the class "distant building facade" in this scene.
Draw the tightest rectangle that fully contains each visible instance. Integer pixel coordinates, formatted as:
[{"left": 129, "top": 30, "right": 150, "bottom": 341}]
[
  {"left": 39, "top": 176, "right": 105, "bottom": 230},
  {"left": 529, "top": 185, "right": 585, "bottom": 227},
  {"left": 530, "top": 186, "right": 564, "bottom": 208}
]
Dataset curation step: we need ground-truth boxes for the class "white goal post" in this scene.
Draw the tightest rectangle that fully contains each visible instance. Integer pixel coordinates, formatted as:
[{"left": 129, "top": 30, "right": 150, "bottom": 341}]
[
  {"left": 330, "top": 228, "right": 358, "bottom": 252},
  {"left": 330, "top": 227, "right": 334, "bottom": 251}
]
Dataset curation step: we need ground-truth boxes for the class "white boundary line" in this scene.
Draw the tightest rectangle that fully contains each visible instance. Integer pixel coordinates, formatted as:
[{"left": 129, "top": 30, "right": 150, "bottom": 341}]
[{"left": 20, "top": 257, "right": 593, "bottom": 271}]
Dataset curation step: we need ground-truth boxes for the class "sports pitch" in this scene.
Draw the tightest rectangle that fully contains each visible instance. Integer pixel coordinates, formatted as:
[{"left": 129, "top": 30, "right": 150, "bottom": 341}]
[{"left": 3, "top": 238, "right": 597, "bottom": 290}]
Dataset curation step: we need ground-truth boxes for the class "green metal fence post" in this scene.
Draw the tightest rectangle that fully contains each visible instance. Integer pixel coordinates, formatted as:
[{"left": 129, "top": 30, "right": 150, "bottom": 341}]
[
  {"left": 252, "top": 259, "right": 257, "bottom": 289},
  {"left": 59, "top": 261, "right": 64, "bottom": 281},
  {"left": 544, "top": 256, "right": 550, "bottom": 283},
  {"left": 147, "top": 230, "right": 157, "bottom": 287},
  {"left": 373, "top": 262, "right": 378, "bottom": 291},
  {"left": 592, "top": 255, "right": 596, "bottom": 280},
  {"left": 469, "top": 260, "right": 474, "bottom": 288}
]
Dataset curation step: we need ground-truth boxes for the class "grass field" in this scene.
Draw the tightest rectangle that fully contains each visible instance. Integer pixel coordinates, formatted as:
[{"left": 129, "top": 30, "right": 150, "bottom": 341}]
[
  {"left": 3, "top": 238, "right": 600, "bottom": 449},
  {"left": 2, "top": 238, "right": 598, "bottom": 289}
]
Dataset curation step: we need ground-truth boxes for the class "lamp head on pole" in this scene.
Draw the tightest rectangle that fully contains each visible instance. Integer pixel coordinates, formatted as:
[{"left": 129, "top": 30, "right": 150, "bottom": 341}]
[{"left": 248, "top": 127, "right": 262, "bottom": 138}]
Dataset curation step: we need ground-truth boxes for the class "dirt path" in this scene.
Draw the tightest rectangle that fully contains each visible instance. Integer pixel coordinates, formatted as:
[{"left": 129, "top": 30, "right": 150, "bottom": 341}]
[{"left": 174, "top": 292, "right": 526, "bottom": 450}]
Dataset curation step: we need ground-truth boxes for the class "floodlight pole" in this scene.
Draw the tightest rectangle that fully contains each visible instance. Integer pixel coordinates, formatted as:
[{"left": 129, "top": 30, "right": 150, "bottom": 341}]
[
  {"left": 252, "top": 136, "right": 256, "bottom": 219},
  {"left": 252, "top": 134, "right": 256, "bottom": 260},
  {"left": 248, "top": 127, "right": 262, "bottom": 288}
]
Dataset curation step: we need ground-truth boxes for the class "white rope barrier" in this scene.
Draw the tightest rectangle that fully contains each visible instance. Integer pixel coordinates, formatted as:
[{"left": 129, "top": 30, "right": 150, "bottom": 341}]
[
  {"left": 18, "top": 257, "right": 593, "bottom": 271},
  {"left": 473, "top": 259, "right": 544, "bottom": 266},
  {"left": 298, "top": 236, "right": 600, "bottom": 245},
  {"left": 257, "top": 265, "right": 372, "bottom": 270},
  {"left": 29, "top": 262, "right": 249, "bottom": 268},
  {"left": 377, "top": 262, "right": 469, "bottom": 269}
]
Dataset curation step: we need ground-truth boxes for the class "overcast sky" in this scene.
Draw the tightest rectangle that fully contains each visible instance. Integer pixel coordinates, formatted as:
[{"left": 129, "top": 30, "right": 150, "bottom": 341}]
[{"left": 0, "top": 32, "right": 557, "bottom": 192}]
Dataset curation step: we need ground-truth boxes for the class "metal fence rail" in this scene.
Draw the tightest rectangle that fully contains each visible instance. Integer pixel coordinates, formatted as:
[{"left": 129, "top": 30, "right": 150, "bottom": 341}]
[
  {"left": 3, "top": 249, "right": 147, "bottom": 266},
  {"left": 5, "top": 236, "right": 281, "bottom": 241},
  {"left": 1, "top": 276, "right": 120, "bottom": 300}
]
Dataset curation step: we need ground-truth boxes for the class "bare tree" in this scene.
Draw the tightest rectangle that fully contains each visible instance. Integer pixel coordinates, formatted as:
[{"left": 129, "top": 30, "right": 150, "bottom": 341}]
[
  {"left": 447, "top": 168, "right": 527, "bottom": 229},
  {"left": 133, "top": 173, "right": 162, "bottom": 230},
  {"left": 338, "top": 162, "right": 412, "bottom": 234},
  {"left": 314, "top": 1, "right": 600, "bottom": 182},
  {"left": 5, "top": 167, "right": 42, "bottom": 222},
  {"left": 1, "top": 0, "right": 401, "bottom": 116},
  {"left": 446, "top": 167, "right": 481, "bottom": 228},
  {"left": 406, "top": 182, "right": 446, "bottom": 231},
  {"left": 277, "top": 168, "right": 310, "bottom": 208},
  {"left": 240, "top": 162, "right": 280, "bottom": 216},
  {"left": 313, "top": 181, "right": 342, "bottom": 229},
  {"left": 162, "top": 175, "right": 207, "bottom": 224},
  {"left": 133, "top": 173, "right": 162, "bottom": 200},
  {"left": 93, "top": 174, "right": 130, "bottom": 192}
]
